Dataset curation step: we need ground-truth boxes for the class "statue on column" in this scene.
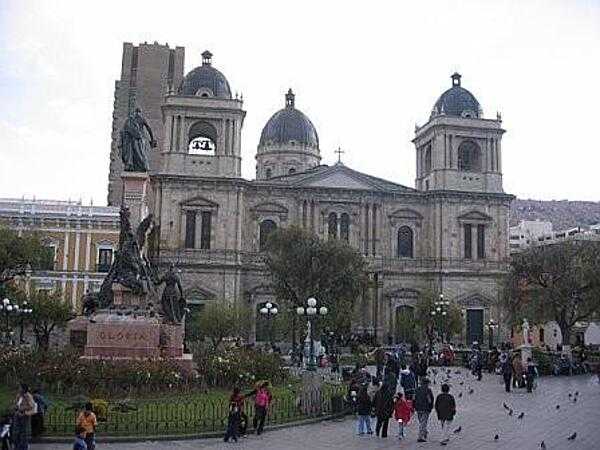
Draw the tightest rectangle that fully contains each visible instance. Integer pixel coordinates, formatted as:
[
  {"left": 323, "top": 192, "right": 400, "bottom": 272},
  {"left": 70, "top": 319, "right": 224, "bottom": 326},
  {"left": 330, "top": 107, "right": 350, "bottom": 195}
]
[
  {"left": 156, "top": 263, "right": 187, "bottom": 323},
  {"left": 119, "top": 107, "right": 157, "bottom": 172},
  {"left": 522, "top": 318, "right": 531, "bottom": 345}
]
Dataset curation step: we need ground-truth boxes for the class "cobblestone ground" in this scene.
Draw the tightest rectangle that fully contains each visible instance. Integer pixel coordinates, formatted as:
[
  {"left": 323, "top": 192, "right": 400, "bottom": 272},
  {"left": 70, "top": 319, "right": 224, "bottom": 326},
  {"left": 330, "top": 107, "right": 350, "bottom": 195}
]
[{"left": 33, "top": 370, "right": 600, "bottom": 450}]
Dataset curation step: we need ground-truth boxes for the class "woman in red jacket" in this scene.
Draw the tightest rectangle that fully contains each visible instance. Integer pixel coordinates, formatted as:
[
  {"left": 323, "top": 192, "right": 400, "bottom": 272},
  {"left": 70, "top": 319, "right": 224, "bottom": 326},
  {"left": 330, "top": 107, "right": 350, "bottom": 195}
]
[{"left": 393, "top": 392, "right": 413, "bottom": 440}]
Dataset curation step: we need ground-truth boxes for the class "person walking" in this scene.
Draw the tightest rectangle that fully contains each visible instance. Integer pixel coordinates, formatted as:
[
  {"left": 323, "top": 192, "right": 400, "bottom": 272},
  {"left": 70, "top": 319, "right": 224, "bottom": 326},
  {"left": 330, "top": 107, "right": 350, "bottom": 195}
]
[
  {"left": 76, "top": 402, "right": 97, "bottom": 450},
  {"left": 252, "top": 382, "right": 272, "bottom": 435},
  {"left": 414, "top": 377, "right": 434, "bottom": 443},
  {"left": 374, "top": 386, "right": 394, "bottom": 438},
  {"left": 512, "top": 355, "right": 524, "bottom": 388},
  {"left": 229, "top": 387, "right": 253, "bottom": 437},
  {"left": 367, "top": 378, "right": 381, "bottom": 402},
  {"left": 501, "top": 353, "right": 513, "bottom": 393},
  {"left": 223, "top": 402, "right": 241, "bottom": 443},
  {"left": 72, "top": 427, "right": 88, "bottom": 450},
  {"left": 356, "top": 387, "right": 373, "bottom": 435},
  {"left": 13, "top": 383, "right": 37, "bottom": 450},
  {"left": 525, "top": 357, "right": 539, "bottom": 393},
  {"left": 374, "top": 348, "right": 386, "bottom": 380},
  {"left": 399, "top": 364, "right": 417, "bottom": 401},
  {"left": 31, "top": 389, "right": 49, "bottom": 440},
  {"left": 393, "top": 392, "right": 413, "bottom": 440},
  {"left": 435, "top": 383, "right": 456, "bottom": 446}
]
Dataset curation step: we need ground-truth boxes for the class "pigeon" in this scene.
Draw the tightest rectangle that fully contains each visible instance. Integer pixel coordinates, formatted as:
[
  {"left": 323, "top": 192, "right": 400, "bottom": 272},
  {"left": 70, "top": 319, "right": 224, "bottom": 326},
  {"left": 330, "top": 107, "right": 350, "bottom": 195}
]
[
  {"left": 567, "top": 432, "right": 577, "bottom": 440},
  {"left": 89, "top": 318, "right": 97, "bottom": 324},
  {"left": 503, "top": 402, "right": 510, "bottom": 410},
  {"left": 468, "top": 388, "right": 474, "bottom": 395},
  {"left": 494, "top": 434, "right": 499, "bottom": 441},
  {"left": 459, "top": 381, "right": 464, "bottom": 386},
  {"left": 540, "top": 441, "right": 546, "bottom": 449},
  {"left": 453, "top": 426, "right": 462, "bottom": 434},
  {"left": 573, "top": 397, "right": 577, "bottom": 403},
  {"left": 454, "top": 370, "right": 461, "bottom": 375},
  {"left": 508, "top": 409, "right": 513, "bottom": 416},
  {"left": 556, "top": 404, "right": 560, "bottom": 410},
  {"left": 568, "top": 393, "right": 572, "bottom": 398},
  {"left": 575, "top": 391, "right": 579, "bottom": 396},
  {"left": 458, "top": 392, "right": 463, "bottom": 398},
  {"left": 518, "top": 412, "right": 525, "bottom": 419}
]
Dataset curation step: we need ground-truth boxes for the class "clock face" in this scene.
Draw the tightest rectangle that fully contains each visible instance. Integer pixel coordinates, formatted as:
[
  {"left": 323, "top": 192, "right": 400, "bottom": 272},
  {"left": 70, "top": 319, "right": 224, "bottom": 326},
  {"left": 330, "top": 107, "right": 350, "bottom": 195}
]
[{"left": 189, "top": 136, "right": 216, "bottom": 155}]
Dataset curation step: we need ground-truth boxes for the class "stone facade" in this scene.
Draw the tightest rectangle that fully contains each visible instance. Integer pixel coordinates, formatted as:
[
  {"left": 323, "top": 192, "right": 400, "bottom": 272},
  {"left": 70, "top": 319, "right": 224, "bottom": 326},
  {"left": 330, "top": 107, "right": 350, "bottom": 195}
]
[{"left": 110, "top": 44, "right": 513, "bottom": 346}]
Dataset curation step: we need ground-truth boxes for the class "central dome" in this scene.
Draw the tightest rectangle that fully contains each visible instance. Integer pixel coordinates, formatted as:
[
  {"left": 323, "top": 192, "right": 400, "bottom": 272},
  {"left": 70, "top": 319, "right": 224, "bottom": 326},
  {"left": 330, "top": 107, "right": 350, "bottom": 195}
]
[
  {"left": 432, "top": 73, "right": 481, "bottom": 119},
  {"left": 259, "top": 90, "right": 319, "bottom": 148},
  {"left": 179, "top": 51, "right": 232, "bottom": 99}
]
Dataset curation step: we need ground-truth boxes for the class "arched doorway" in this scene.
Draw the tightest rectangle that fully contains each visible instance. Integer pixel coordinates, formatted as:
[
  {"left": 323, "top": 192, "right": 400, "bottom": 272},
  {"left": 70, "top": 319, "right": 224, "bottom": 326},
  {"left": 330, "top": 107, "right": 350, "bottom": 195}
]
[{"left": 395, "top": 305, "right": 415, "bottom": 343}]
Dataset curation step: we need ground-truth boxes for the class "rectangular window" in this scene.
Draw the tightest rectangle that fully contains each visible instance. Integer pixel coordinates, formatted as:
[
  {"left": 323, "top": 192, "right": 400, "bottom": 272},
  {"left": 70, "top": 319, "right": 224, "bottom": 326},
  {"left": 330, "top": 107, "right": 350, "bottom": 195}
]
[
  {"left": 464, "top": 224, "right": 472, "bottom": 259},
  {"left": 97, "top": 248, "right": 113, "bottom": 273},
  {"left": 200, "top": 211, "right": 212, "bottom": 250},
  {"left": 185, "top": 211, "right": 196, "bottom": 249},
  {"left": 477, "top": 224, "right": 485, "bottom": 259}
]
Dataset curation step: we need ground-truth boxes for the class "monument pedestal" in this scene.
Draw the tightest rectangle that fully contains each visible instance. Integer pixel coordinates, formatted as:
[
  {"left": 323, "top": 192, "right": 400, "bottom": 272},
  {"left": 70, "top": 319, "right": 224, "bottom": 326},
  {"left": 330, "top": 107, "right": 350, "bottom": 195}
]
[
  {"left": 121, "top": 172, "right": 149, "bottom": 226},
  {"left": 520, "top": 344, "right": 533, "bottom": 365}
]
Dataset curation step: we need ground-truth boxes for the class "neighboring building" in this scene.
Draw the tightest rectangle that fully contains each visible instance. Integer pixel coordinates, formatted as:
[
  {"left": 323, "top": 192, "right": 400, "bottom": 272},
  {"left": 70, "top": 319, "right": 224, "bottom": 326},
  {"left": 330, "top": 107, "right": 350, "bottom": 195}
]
[
  {"left": 509, "top": 219, "right": 600, "bottom": 253},
  {"left": 139, "top": 47, "right": 513, "bottom": 346},
  {"left": 107, "top": 41, "right": 185, "bottom": 206},
  {"left": 0, "top": 198, "right": 119, "bottom": 310}
]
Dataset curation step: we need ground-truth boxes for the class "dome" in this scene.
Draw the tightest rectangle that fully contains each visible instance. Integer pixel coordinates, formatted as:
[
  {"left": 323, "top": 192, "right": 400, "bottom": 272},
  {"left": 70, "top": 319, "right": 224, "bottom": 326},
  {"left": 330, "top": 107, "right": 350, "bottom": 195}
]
[
  {"left": 432, "top": 73, "right": 481, "bottom": 119},
  {"left": 179, "top": 51, "right": 232, "bottom": 99},
  {"left": 259, "top": 89, "right": 319, "bottom": 148}
]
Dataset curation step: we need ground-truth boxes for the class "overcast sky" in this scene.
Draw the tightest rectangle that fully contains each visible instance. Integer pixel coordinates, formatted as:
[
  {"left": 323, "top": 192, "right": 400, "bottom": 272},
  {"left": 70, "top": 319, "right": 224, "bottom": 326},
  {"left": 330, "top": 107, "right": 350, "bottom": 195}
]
[{"left": 1, "top": 0, "right": 599, "bottom": 204}]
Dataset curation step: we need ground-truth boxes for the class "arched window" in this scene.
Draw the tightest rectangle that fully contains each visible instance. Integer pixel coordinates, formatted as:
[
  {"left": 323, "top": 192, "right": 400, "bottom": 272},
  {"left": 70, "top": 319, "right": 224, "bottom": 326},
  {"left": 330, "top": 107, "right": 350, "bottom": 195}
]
[
  {"left": 288, "top": 168, "right": 296, "bottom": 175},
  {"left": 340, "top": 213, "right": 350, "bottom": 242},
  {"left": 259, "top": 219, "right": 277, "bottom": 251},
  {"left": 397, "top": 226, "right": 414, "bottom": 258},
  {"left": 457, "top": 140, "right": 482, "bottom": 172},
  {"left": 424, "top": 145, "right": 432, "bottom": 173},
  {"left": 188, "top": 121, "right": 217, "bottom": 155},
  {"left": 328, "top": 213, "right": 338, "bottom": 239},
  {"left": 265, "top": 168, "right": 272, "bottom": 179}
]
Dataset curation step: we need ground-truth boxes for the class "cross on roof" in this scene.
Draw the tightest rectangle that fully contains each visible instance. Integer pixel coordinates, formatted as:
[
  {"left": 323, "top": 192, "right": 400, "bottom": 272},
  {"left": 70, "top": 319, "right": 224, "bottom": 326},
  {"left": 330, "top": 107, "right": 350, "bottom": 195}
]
[{"left": 335, "top": 147, "right": 345, "bottom": 164}]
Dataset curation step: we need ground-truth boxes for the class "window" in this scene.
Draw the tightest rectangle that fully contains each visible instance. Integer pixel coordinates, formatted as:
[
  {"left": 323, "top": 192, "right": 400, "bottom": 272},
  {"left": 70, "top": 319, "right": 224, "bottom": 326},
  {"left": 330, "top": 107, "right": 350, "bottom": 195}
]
[
  {"left": 185, "top": 211, "right": 196, "bottom": 248},
  {"left": 259, "top": 219, "right": 277, "bottom": 251},
  {"left": 340, "top": 213, "right": 350, "bottom": 242},
  {"left": 328, "top": 213, "right": 338, "bottom": 239},
  {"left": 464, "top": 224, "right": 472, "bottom": 259},
  {"left": 200, "top": 211, "right": 212, "bottom": 250},
  {"left": 424, "top": 146, "right": 432, "bottom": 173},
  {"left": 477, "top": 224, "right": 485, "bottom": 259},
  {"left": 265, "top": 168, "right": 272, "bottom": 179},
  {"left": 288, "top": 168, "right": 296, "bottom": 175},
  {"left": 425, "top": 180, "right": 430, "bottom": 190},
  {"left": 457, "top": 141, "right": 482, "bottom": 172},
  {"left": 397, "top": 226, "right": 414, "bottom": 258},
  {"left": 188, "top": 121, "right": 217, "bottom": 155},
  {"left": 97, "top": 248, "right": 113, "bottom": 272}
]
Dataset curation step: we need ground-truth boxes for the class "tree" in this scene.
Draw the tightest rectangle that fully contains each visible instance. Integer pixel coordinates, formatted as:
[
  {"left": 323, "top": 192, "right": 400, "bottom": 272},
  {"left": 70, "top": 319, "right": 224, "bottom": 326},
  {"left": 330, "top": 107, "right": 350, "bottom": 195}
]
[
  {"left": 14, "top": 289, "right": 72, "bottom": 350},
  {"left": 506, "top": 240, "right": 600, "bottom": 346},
  {"left": 192, "top": 303, "right": 250, "bottom": 350},
  {"left": 0, "top": 227, "right": 53, "bottom": 289},
  {"left": 414, "top": 289, "right": 462, "bottom": 347},
  {"left": 264, "top": 226, "right": 368, "bottom": 344}
]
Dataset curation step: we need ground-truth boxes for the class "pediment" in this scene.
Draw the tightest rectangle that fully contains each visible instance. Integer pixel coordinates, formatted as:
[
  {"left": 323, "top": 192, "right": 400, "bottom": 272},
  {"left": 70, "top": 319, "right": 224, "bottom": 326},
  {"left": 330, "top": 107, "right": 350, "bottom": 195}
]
[
  {"left": 389, "top": 209, "right": 423, "bottom": 221},
  {"left": 180, "top": 195, "right": 219, "bottom": 209},
  {"left": 250, "top": 202, "right": 289, "bottom": 214},
  {"left": 457, "top": 210, "right": 493, "bottom": 222},
  {"left": 184, "top": 286, "right": 216, "bottom": 303},
  {"left": 301, "top": 171, "right": 380, "bottom": 190},
  {"left": 455, "top": 292, "right": 493, "bottom": 307}
]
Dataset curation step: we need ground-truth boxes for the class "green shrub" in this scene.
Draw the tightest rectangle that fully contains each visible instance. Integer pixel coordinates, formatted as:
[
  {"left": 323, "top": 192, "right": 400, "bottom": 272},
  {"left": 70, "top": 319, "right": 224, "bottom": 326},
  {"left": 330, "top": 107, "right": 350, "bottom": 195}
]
[{"left": 532, "top": 348, "right": 552, "bottom": 375}]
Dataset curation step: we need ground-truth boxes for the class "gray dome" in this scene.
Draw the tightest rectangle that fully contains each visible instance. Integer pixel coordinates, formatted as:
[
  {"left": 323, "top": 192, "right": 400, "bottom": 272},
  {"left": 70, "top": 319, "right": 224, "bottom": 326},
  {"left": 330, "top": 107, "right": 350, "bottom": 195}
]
[
  {"left": 432, "top": 73, "right": 481, "bottom": 119},
  {"left": 259, "top": 90, "right": 319, "bottom": 148},
  {"left": 179, "top": 51, "right": 232, "bottom": 99}
]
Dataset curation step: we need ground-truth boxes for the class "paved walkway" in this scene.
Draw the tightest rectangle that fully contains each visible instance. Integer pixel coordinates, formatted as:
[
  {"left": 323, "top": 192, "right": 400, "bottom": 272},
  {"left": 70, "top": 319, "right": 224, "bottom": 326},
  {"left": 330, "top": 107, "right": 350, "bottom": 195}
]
[{"left": 33, "top": 370, "right": 600, "bottom": 450}]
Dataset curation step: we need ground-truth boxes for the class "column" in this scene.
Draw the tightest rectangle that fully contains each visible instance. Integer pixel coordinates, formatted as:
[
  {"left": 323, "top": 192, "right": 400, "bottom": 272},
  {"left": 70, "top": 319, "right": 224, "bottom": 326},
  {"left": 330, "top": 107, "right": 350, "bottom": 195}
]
[
  {"left": 364, "top": 204, "right": 370, "bottom": 255},
  {"left": 372, "top": 204, "right": 377, "bottom": 256}
]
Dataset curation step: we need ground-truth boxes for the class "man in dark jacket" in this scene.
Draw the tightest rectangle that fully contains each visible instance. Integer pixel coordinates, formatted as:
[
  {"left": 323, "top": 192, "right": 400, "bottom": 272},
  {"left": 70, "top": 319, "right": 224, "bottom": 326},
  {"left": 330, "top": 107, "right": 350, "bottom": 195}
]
[
  {"left": 399, "top": 364, "right": 417, "bottom": 400},
  {"left": 434, "top": 384, "right": 456, "bottom": 445},
  {"left": 373, "top": 386, "right": 395, "bottom": 438},
  {"left": 414, "top": 377, "right": 434, "bottom": 442},
  {"left": 501, "top": 354, "right": 513, "bottom": 393}
]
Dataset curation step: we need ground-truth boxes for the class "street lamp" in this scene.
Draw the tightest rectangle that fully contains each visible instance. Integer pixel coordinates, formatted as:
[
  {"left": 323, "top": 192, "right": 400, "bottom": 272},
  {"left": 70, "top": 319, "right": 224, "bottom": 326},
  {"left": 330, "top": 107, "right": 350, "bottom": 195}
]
[
  {"left": 487, "top": 319, "right": 498, "bottom": 349},
  {"left": 0, "top": 298, "right": 33, "bottom": 345},
  {"left": 430, "top": 294, "right": 450, "bottom": 344},
  {"left": 259, "top": 302, "right": 278, "bottom": 347},
  {"left": 296, "top": 297, "right": 328, "bottom": 371}
]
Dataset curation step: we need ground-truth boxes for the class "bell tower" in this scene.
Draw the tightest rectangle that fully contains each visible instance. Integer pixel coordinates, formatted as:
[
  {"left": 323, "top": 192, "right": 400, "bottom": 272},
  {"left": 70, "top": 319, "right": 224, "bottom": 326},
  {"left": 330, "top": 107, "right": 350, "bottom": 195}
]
[
  {"left": 413, "top": 73, "right": 505, "bottom": 193},
  {"left": 160, "top": 51, "right": 245, "bottom": 178}
]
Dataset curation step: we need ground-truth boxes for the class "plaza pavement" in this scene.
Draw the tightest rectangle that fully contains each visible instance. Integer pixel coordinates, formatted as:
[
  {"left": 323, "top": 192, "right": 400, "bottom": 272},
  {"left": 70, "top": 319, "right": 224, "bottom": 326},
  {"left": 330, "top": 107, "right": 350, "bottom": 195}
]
[{"left": 32, "top": 370, "right": 600, "bottom": 450}]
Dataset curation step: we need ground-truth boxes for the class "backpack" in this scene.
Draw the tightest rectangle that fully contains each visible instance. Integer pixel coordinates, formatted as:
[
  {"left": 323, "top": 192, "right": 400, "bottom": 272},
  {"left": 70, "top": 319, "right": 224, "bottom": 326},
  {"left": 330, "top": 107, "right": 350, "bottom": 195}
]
[{"left": 255, "top": 390, "right": 269, "bottom": 407}]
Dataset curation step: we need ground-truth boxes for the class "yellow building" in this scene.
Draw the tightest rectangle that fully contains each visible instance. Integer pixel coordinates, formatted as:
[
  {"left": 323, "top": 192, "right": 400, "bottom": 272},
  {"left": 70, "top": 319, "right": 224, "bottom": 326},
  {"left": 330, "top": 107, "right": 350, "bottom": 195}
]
[{"left": 0, "top": 197, "right": 119, "bottom": 310}]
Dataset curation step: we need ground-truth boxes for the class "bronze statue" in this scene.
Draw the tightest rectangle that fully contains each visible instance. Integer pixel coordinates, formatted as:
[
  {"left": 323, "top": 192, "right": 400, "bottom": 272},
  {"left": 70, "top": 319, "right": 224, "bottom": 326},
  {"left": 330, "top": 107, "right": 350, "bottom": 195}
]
[
  {"left": 119, "top": 107, "right": 157, "bottom": 172},
  {"left": 156, "top": 263, "right": 187, "bottom": 323}
]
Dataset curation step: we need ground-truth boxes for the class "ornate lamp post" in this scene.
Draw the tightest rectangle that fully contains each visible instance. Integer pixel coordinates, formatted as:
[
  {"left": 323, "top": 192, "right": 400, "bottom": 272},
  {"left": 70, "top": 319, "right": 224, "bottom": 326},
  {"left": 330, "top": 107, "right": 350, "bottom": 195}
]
[
  {"left": 1, "top": 298, "right": 32, "bottom": 345},
  {"left": 296, "top": 297, "right": 328, "bottom": 371},
  {"left": 487, "top": 319, "right": 498, "bottom": 349},
  {"left": 259, "top": 302, "right": 278, "bottom": 347},
  {"left": 430, "top": 294, "right": 450, "bottom": 344}
]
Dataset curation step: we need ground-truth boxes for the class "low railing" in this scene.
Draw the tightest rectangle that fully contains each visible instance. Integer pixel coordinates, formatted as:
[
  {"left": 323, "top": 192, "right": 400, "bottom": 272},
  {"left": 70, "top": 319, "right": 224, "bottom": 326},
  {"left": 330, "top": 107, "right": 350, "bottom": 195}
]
[{"left": 43, "top": 385, "right": 347, "bottom": 437}]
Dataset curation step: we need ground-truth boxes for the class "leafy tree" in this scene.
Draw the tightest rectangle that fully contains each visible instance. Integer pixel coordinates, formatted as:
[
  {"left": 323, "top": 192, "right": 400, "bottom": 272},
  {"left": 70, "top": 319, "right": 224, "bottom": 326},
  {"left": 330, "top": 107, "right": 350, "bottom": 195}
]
[
  {"left": 506, "top": 240, "right": 600, "bottom": 346},
  {"left": 264, "top": 226, "right": 368, "bottom": 344},
  {"left": 0, "top": 227, "right": 54, "bottom": 288},
  {"left": 12, "top": 289, "right": 72, "bottom": 350},
  {"left": 414, "top": 288, "right": 462, "bottom": 347},
  {"left": 192, "top": 303, "right": 250, "bottom": 350}
]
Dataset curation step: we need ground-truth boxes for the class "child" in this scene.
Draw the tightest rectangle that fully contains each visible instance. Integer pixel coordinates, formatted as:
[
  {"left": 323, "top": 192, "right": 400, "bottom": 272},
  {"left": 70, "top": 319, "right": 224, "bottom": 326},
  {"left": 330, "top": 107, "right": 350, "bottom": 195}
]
[
  {"left": 434, "top": 383, "right": 456, "bottom": 446},
  {"left": 393, "top": 392, "right": 413, "bottom": 440},
  {"left": 76, "top": 402, "right": 97, "bottom": 450},
  {"left": 73, "top": 427, "right": 88, "bottom": 450},
  {"left": 224, "top": 402, "right": 241, "bottom": 443}
]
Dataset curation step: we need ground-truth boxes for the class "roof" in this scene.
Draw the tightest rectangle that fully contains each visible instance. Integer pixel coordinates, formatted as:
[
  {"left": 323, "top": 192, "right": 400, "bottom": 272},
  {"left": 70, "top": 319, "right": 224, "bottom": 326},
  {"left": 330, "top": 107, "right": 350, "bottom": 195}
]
[
  {"left": 431, "top": 73, "right": 481, "bottom": 119},
  {"left": 179, "top": 51, "right": 232, "bottom": 99}
]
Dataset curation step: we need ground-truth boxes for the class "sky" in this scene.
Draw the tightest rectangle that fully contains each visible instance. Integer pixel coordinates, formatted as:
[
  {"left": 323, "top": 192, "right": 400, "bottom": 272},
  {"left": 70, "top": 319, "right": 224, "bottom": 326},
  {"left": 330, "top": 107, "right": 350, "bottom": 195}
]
[{"left": 1, "top": 0, "right": 599, "bottom": 205}]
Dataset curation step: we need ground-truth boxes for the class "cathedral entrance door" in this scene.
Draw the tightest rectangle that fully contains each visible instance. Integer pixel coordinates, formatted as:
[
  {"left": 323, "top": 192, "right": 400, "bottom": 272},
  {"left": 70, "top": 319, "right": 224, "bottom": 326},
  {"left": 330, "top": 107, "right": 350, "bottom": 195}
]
[
  {"left": 466, "top": 309, "right": 484, "bottom": 346},
  {"left": 395, "top": 306, "right": 415, "bottom": 344}
]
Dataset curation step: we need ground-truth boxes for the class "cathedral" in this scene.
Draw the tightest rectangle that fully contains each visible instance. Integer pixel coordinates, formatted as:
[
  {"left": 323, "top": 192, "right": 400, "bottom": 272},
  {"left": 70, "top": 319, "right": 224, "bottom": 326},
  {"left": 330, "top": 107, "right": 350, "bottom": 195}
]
[{"left": 107, "top": 42, "right": 513, "bottom": 346}]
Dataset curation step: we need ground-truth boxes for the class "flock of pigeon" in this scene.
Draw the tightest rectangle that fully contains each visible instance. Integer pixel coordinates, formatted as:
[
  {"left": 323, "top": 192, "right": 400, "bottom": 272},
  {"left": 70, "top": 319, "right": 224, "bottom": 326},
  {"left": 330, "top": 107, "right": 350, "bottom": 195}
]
[{"left": 426, "top": 367, "right": 582, "bottom": 448}]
